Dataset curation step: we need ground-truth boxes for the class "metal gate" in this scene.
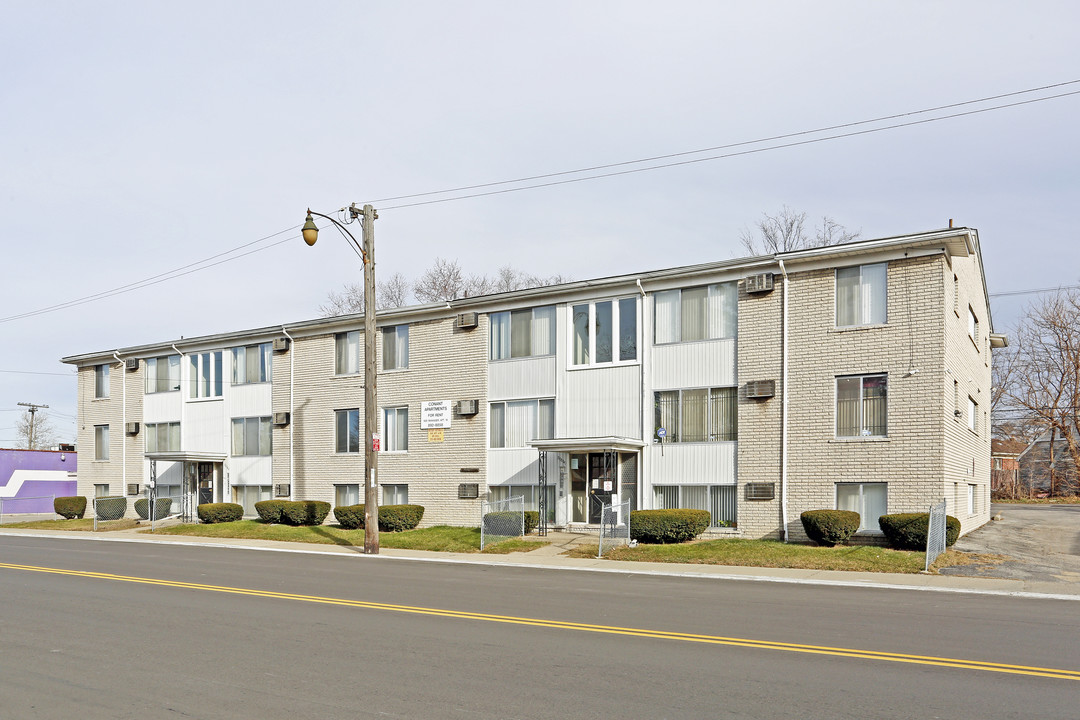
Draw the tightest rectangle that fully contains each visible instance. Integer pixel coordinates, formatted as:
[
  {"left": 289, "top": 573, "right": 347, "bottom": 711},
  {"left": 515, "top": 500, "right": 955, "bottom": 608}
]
[
  {"left": 925, "top": 499, "right": 947, "bottom": 571},
  {"left": 598, "top": 497, "right": 631, "bottom": 557},
  {"left": 481, "top": 495, "right": 524, "bottom": 550}
]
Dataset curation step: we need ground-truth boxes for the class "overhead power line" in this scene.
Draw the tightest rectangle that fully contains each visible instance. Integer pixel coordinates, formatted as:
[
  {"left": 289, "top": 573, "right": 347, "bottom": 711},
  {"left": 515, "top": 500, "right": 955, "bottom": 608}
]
[{"left": 0, "top": 369, "right": 75, "bottom": 377}]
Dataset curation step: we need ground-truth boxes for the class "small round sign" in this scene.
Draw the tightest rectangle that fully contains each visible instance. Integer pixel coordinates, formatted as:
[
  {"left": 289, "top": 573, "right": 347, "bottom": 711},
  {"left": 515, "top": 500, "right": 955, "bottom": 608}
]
[{"left": 657, "top": 428, "right": 667, "bottom": 438}]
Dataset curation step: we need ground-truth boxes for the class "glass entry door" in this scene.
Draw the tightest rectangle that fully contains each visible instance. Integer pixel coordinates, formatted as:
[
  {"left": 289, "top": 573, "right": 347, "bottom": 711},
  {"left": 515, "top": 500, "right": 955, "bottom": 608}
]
[
  {"left": 197, "top": 462, "right": 214, "bottom": 505},
  {"left": 587, "top": 453, "right": 617, "bottom": 524}
]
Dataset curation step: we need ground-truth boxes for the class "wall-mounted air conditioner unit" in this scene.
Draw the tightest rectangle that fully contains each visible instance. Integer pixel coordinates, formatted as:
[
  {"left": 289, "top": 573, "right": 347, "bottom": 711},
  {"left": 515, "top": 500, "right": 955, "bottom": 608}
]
[
  {"left": 745, "top": 380, "right": 776, "bottom": 399},
  {"left": 745, "top": 483, "right": 776, "bottom": 501},
  {"left": 125, "top": 422, "right": 140, "bottom": 435},
  {"left": 272, "top": 337, "right": 290, "bottom": 352},
  {"left": 274, "top": 484, "right": 291, "bottom": 498},
  {"left": 457, "top": 483, "right": 479, "bottom": 499},
  {"left": 272, "top": 412, "right": 290, "bottom": 427},
  {"left": 455, "top": 399, "right": 479, "bottom": 416},
  {"left": 127, "top": 483, "right": 140, "bottom": 496},
  {"left": 125, "top": 358, "right": 139, "bottom": 371},
  {"left": 744, "top": 273, "right": 775, "bottom": 294},
  {"left": 455, "top": 312, "right": 478, "bottom": 330}
]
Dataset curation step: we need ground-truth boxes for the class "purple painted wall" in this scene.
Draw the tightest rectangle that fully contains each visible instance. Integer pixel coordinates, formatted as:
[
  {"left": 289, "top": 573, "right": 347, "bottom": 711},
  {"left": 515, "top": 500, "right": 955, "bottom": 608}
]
[{"left": 0, "top": 448, "right": 77, "bottom": 514}]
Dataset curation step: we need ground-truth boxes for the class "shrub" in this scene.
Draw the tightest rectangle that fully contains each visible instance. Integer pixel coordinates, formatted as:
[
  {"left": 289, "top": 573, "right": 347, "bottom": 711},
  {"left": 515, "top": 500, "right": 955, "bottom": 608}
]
[
  {"left": 94, "top": 496, "right": 127, "bottom": 520},
  {"left": 483, "top": 510, "right": 526, "bottom": 536},
  {"left": 280, "top": 500, "right": 331, "bottom": 526},
  {"left": 379, "top": 504, "right": 425, "bottom": 532},
  {"left": 629, "top": 509, "right": 711, "bottom": 544},
  {"left": 54, "top": 496, "right": 86, "bottom": 519},
  {"left": 523, "top": 511, "right": 539, "bottom": 535},
  {"left": 800, "top": 509, "right": 861, "bottom": 546},
  {"left": 255, "top": 499, "right": 287, "bottom": 524},
  {"left": 334, "top": 504, "right": 366, "bottom": 529},
  {"left": 878, "top": 513, "right": 961, "bottom": 550},
  {"left": 197, "top": 502, "right": 243, "bottom": 524},
  {"left": 134, "top": 497, "right": 173, "bottom": 521}
]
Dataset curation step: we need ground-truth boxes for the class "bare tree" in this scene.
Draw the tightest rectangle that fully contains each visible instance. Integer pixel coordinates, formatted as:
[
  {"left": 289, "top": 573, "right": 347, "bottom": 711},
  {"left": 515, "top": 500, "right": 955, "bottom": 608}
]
[
  {"left": 1003, "top": 289, "right": 1080, "bottom": 495},
  {"left": 740, "top": 205, "right": 860, "bottom": 255},
  {"left": 413, "top": 257, "right": 469, "bottom": 303},
  {"left": 16, "top": 409, "right": 57, "bottom": 450},
  {"left": 319, "top": 272, "right": 418, "bottom": 316},
  {"left": 379, "top": 272, "right": 412, "bottom": 309}
]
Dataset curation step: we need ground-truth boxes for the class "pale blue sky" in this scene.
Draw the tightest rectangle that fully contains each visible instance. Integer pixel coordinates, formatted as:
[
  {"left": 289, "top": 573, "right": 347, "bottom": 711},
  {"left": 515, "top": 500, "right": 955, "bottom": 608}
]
[{"left": 1, "top": 1, "right": 1077, "bottom": 444}]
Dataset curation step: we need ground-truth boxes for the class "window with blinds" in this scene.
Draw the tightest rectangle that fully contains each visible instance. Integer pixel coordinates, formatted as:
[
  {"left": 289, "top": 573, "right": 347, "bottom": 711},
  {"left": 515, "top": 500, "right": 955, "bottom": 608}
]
[
  {"left": 654, "top": 387, "right": 737, "bottom": 443},
  {"left": 654, "top": 282, "right": 736, "bottom": 345},
  {"left": 836, "top": 374, "right": 887, "bottom": 438}
]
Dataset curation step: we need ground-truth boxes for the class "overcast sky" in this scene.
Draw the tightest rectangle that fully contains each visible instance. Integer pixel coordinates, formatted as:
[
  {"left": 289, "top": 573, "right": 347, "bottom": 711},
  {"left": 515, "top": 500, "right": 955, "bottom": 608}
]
[{"left": 1, "top": 1, "right": 1077, "bottom": 446}]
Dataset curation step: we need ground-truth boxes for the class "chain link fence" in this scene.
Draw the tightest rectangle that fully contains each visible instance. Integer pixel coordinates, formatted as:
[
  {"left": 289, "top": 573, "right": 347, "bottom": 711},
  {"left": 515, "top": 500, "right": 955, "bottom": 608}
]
[
  {"left": 93, "top": 496, "right": 128, "bottom": 531},
  {"left": 925, "top": 499, "right": 947, "bottom": 571},
  {"left": 0, "top": 495, "right": 55, "bottom": 524},
  {"left": 598, "top": 498, "right": 631, "bottom": 557},
  {"left": 481, "top": 495, "right": 524, "bottom": 550}
]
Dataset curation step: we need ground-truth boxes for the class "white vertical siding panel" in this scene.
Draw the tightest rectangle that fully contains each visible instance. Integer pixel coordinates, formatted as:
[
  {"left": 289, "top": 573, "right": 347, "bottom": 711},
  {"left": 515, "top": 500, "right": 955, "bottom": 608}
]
[
  {"left": 489, "top": 356, "right": 556, "bottom": 400},
  {"left": 652, "top": 338, "right": 736, "bottom": 389},
  {"left": 226, "top": 384, "right": 273, "bottom": 419},
  {"left": 229, "top": 456, "right": 272, "bottom": 486},
  {"left": 562, "top": 365, "right": 641, "bottom": 439},
  {"left": 184, "top": 401, "right": 225, "bottom": 453},
  {"left": 645, "top": 442, "right": 737, "bottom": 485},
  {"left": 487, "top": 448, "right": 540, "bottom": 485},
  {"left": 143, "top": 392, "right": 181, "bottom": 423}
]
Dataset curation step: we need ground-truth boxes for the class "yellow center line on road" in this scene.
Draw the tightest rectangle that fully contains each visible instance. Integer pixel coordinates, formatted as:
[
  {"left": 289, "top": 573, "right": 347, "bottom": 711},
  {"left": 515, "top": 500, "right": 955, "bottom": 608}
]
[{"left": 3, "top": 561, "right": 1078, "bottom": 681}]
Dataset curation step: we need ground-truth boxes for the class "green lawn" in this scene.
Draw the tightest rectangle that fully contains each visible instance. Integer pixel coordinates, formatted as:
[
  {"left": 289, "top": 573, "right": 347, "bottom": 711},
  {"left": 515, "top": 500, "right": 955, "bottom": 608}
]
[{"left": 2, "top": 518, "right": 139, "bottom": 532}]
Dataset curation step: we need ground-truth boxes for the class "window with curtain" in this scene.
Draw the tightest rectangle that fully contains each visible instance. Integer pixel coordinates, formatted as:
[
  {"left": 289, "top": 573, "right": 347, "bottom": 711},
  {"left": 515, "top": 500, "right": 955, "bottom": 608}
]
[
  {"left": 94, "top": 425, "right": 109, "bottom": 461},
  {"left": 968, "top": 397, "right": 977, "bottom": 433},
  {"left": 231, "top": 343, "right": 272, "bottom": 384},
  {"left": 94, "top": 364, "right": 110, "bottom": 398},
  {"left": 836, "top": 263, "right": 887, "bottom": 327},
  {"left": 188, "top": 351, "right": 223, "bottom": 399},
  {"left": 382, "top": 325, "right": 409, "bottom": 370},
  {"left": 653, "top": 387, "right": 737, "bottom": 443},
  {"left": 572, "top": 297, "right": 638, "bottom": 366},
  {"left": 234, "top": 485, "right": 271, "bottom": 516},
  {"left": 335, "top": 483, "right": 360, "bottom": 507},
  {"left": 836, "top": 374, "right": 887, "bottom": 437},
  {"left": 653, "top": 485, "right": 736, "bottom": 527},
  {"left": 335, "top": 409, "right": 360, "bottom": 453},
  {"left": 654, "top": 282, "right": 736, "bottom": 344},
  {"left": 490, "top": 306, "right": 555, "bottom": 360},
  {"left": 486, "top": 484, "right": 556, "bottom": 522},
  {"left": 231, "top": 416, "right": 272, "bottom": 456},
  {"left": 382, "top": 484, "right": 408, "bottom": 505},
  {"left": 145, "top": 355, "right": 181, "bottom": 393},
  {"left": 336, "top": 331, "right": 361, "bottom": 375},
  {"left": 489, "top": 399, "right": 555, "bottom": 448},
  {"left": 383, "top": 406, "right": 409, "bottom": 452},
  {"left": 836, "top": 482, "right": 887, "bottom": 532},
  {"left": 145, "top": 422, "right": 181, "bottom": 453}
]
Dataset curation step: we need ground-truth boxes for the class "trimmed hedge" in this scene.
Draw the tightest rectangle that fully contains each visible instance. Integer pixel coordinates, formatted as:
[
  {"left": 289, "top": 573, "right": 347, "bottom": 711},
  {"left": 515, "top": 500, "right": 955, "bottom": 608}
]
[
  {"left": 255, "top": 499, "right": 288, "bottom": 524},
  {"left": 629, "top": 509, "right": 711, "bottom": 544},
  {"left": 333, "top": 504, "right": 426, "bottom": 532},
  {"left": 54, "top": 496, "right": 86, "bottom": 519},
  {"left": 94, "top": 496, "right": 127, "bottom": 520},
  {"left": 134, "top": 497, "right": 173, "bottom": 521},
  {"left": 280, "top": 500, "right": 331, "bottom": 526},
  {"left": 197, "top": 502, "right": 243, "bottom": 524},
  {"left": 800, "top": 509, "right": 861, "bottom": 546},
  {"left": 879, "top": 513, "right": 961, "bottom": 550}
]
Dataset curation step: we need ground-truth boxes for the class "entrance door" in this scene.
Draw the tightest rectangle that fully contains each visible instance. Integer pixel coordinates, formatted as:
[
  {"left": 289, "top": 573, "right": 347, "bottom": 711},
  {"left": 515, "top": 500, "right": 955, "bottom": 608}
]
[
  {"left": 587, "top": 452, "right": 617, "bottom": 524},
  {"left": 197, "top": 462, "right": 214, "bottom": 505}
]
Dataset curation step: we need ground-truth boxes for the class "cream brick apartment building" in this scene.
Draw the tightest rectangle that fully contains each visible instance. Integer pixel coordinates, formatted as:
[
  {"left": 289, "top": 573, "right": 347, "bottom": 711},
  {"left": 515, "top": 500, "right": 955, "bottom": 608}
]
[{"left": 63, "top": 227, "right": 1004, "bottom": 539}]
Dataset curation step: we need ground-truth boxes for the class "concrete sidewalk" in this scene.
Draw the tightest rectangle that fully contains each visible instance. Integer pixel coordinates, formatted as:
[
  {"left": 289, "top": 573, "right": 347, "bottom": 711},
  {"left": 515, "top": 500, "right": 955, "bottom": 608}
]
[{"left": 2, "top": 524, "right": 1078, "bottom": 601}]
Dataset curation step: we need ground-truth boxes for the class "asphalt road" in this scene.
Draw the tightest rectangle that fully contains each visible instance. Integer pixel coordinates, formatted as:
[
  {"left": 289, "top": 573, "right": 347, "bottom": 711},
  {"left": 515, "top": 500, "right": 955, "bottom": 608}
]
[{"left": 1, "top": 536, "right": 1077, "bottom": 720}]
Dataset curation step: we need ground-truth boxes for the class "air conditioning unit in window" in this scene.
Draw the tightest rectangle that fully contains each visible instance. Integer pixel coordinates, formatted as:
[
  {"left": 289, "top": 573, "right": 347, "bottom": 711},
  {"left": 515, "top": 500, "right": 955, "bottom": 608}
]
[
  {"left": 125, "top": 422, "right": 140, "bottom": 435},
  {"left": 745, "top": 483, "right": 775, "bottom": 501},
  {"left": 272, "top": 337, "right": 290, "bottom": 352},
  {"left": 274, "top": 484, "right": 291, "bottom": 498},
  {"left": 125, "top": 358, "right": 139, "bottom": 371},
  {"left": 744, "top": 273, "right": 775, "bottom": 294},
  {"left": 457, "top": 483, "right": 479, "bottom": 499},
  {"left": 127, "top": 483, "right": 140, "bottom": 496},
  {"left": 455, "top": 312, "right": 478, "bottom": 330},
  {"left": 745, "top": 380, "right": 775, "bottom": 399},
  {"left": 272, "top": 412, "right": 290, "bottom": 427},
  {"left": 455, "top": 399, "right": 479, "bottom": 416}
]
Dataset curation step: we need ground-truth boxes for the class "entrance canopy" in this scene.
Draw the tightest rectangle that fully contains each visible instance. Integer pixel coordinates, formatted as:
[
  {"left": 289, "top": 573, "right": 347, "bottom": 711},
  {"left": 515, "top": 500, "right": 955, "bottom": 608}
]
[
  {"left": 527, "top": 436, "right": 644, "bottom": 454},
  {"left": 145, "top": 451, "right": 227, "bottom": 463}
]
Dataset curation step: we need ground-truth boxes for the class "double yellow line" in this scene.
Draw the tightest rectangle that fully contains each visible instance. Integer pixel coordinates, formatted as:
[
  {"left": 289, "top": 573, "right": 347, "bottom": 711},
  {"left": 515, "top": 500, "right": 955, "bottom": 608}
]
[{"left": 3, "top": 561, "right": 1077, "bottom": 681}]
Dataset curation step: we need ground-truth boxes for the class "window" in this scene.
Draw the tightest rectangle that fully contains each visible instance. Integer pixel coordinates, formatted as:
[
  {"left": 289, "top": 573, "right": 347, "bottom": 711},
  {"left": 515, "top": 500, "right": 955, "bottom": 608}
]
[
  {"left": 335, "top": 409, "right": 360, "bottom": 453},
  {"left": 489, "top": 399, "right": 554, "bottom": 448},
  {"left": 145, "top": 422, "right": 181, "bottom": 453},
  {"left": 189, "top": 351, "right": 223, "bottom": 399},
  {"left": 335, "top": 331, "right": 361, "bottom": 375},
  {"left": 654, "top": 282, "right": 737, "bottom": 344},
  {"left": 967, "top": 484, "right": 975, "bottom": 515},
  {"left": 836, "top": 374, "right": 887, "bottom": 437},
  {"left": 335, "top": 483, "right": 360, "bottom": 507},
  {"left": 968, "top": 307, "right": 979, "bottom": 346},
  {"left": 231, "top": 417, "right": 272, "bottom": 456},
  {"left": 654, "top": 485, "right": 736, "bottom": 527},
  {"left": 836, "top": 263, "right": 887, "bottom": 327},
  {"left": 94, "top": 483, "right": 110, "bottom": 498},
  {"left": 382, "top": 325, "right": 409, "bottom": 370},
  {"left": 490, "top": 306, "right": 556, "bottom": 360},
  {"left": 993, "top": 457, "right": 1003, "bottom": 470},
  {"left": 968, "top": 397, "right": 978, "bottom": 433},
  {"left": 654, "top": 387, "right": 737, "bottom": 443},
  {"left": 145, "top": 355, "right": 181, "bottom": 393},
  {"left": 836, "top": 482, "right": 887, "bottom": 532},
  {"left": 231, "top": 343, "right": 272, "bottom": 384},
  {"left": 94, "top": 425, "right": 109, "bottom": 461},
  {"left": 94, "top": 364, "right": 110, "bottom": 398},
  {"left": 382, "top": 406, "right": 409, "bottom": 452},
  {"left": 382, "top": 484, "right": 408, "bottom": 505},
  {"left": 487, "top": 484, "right": 556, "bottom": 523},
  {"left": 953, "top": 274, "right": 959, "bottom": 315},
  {"left": 234, "top": 485, "right": 271, "bottom": 517},
  {"left": 572, "top": 297, "right": 637, "bottom": 365}
]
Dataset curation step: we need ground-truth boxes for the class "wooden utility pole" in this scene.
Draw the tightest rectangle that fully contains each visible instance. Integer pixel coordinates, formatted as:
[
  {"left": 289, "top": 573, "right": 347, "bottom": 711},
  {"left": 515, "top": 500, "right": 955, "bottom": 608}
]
[
  {"left": 17, "top": 402, "right": 49, "bottom": 449},
  {"left": 360, "top": 203, "right": 380, "bottom": 555}
]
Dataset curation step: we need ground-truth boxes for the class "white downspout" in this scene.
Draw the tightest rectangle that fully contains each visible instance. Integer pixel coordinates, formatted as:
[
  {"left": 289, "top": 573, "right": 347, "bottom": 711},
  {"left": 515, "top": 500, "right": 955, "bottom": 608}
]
[
  {"left": 281, "top": 327, "right": 295, "bottom": 498},
  {"left": 636, "top": 278, "right": 647, "bottom": 512},
  {"left": 171, "top": 344, "right": 185, "bottom": 452},
  {"left": 112, "top": 351, "right": 126, "bottom": 492},
  {"left": 777, "top": 260, "right": 790, "bottom": 542}
]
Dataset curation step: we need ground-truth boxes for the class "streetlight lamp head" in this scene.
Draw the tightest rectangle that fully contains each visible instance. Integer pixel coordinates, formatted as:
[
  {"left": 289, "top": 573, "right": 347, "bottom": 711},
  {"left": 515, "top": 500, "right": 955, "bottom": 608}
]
[{"left": 302, "top": 211, "right": 319, "bottom": 246}]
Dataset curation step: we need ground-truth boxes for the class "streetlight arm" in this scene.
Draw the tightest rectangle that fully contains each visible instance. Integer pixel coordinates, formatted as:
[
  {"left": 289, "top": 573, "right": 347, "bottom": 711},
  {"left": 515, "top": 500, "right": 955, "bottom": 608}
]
[{"left": 305, "top": 209, "right": 367, "bottom": 263}]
